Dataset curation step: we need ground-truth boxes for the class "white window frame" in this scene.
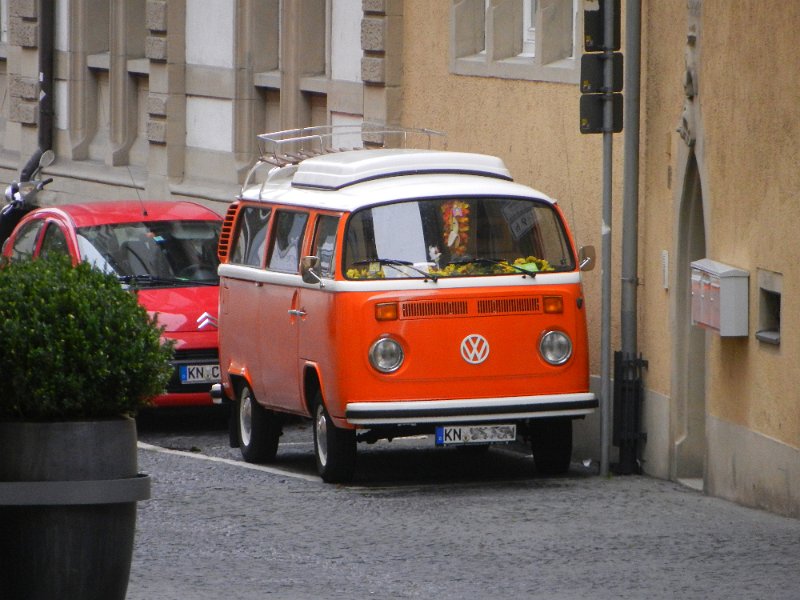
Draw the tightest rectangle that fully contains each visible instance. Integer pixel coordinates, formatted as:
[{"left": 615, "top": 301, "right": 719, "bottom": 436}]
[
  {"left": 450, "top": 0, "right": 580, "bottom": 84},
  {"left": 521, "top": 0, "right": 536, "bottom": 57},
  {"left": 0, "top": 0, "right": 8, "bottom": 50}
]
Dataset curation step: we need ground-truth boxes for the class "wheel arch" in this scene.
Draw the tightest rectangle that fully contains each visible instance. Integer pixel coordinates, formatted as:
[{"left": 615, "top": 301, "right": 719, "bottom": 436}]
[
  {"left": 303, "top": 362, "right": 324, "bottom": 418},
  {"left": 227, "top": 371, "right": 254, "bottom": 402}
]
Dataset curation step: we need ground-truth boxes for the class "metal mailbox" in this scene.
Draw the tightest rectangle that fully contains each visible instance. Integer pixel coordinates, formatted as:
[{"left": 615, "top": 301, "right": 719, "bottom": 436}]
[{"left": 690, "top": 258, "right": 749, "bottom": 337}]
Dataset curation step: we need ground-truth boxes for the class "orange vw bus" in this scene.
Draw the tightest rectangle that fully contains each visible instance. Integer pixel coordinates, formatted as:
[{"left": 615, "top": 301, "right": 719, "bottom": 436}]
[{"left": 215, "top": 127, "right": 597, "bottom": 482}]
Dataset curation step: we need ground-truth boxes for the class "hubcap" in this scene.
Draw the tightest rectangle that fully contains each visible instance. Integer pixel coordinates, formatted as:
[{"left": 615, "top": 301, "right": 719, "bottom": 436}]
[
  {"left": 315, "top": 405, "right": 328, "bottom": 467},
  {"left": 239, "top": 391, "right": 252, "bottom": 447}
]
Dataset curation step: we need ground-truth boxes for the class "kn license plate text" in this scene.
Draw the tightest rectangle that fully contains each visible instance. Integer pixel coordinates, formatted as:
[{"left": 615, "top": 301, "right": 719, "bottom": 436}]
[
  {"left": 435, "top": 424, "right": 516, "bottom": 446},
  {"left": 180, "top": 364, "right": 220, "bottom": 384}
]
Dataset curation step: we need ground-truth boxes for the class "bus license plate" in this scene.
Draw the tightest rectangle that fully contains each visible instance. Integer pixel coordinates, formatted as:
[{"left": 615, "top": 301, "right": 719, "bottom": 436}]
[
  {"left": 180, "top": 364, "right": 220, "bottom": 384},
  {"left": 435, "top": 424, "right": 516, "bottom": 446}
]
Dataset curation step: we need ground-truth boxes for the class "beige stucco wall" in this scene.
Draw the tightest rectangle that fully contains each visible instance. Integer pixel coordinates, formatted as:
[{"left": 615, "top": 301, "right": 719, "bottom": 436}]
[
  {"left": 636, "top": 0, "right": 798, "bottom": 514},
  {"left": 637, "top": 2, "right": 686, "bottom": 397},
  {"left": 617, "top": 0, "right": 800, "bottom": 453},
  {"left": 694, "top": 1, "right": 800, "bottom": 450}
]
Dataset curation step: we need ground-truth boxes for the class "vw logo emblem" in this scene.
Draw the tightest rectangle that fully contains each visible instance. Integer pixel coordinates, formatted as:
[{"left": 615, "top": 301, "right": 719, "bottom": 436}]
[
  {"left": 197, "top": 312, "right": 218, "bottom": 330},
  {"left": 461, "top": 334, "right": 490, "bottom": 364}
]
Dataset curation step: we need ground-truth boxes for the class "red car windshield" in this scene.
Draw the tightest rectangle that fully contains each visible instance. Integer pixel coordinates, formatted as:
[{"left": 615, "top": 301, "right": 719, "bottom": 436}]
[{"left": 77, "top": 220, "right": 221, "bottom": 286}]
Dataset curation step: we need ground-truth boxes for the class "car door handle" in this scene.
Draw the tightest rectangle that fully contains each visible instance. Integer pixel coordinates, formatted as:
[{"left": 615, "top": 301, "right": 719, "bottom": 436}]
[{"left": 288, "top": 309, "right": 306, "bottom": 317}]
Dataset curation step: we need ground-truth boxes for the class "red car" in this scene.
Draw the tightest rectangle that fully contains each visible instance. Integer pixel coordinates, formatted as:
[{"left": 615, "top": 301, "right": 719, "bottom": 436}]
[{"left": 1, "top": 200, "right": 223, "bottom": 407}]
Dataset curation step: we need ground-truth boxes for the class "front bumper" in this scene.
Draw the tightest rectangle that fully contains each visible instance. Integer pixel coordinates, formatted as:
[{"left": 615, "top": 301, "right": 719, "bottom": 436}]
[{"left": 345, "top": 393, "right": 598, "bottom": 425}]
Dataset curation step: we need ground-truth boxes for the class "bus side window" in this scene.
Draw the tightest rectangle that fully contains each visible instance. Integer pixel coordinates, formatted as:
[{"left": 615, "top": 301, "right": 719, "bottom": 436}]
[
  {"left": 313, "top": 215, "right": 339, "bottom": 278},
  {"left": 230, "top": 206, "right": 271, "bottom": 267},
  {"left": 267, "top": 211, "right": 309, "bottom": 273}
]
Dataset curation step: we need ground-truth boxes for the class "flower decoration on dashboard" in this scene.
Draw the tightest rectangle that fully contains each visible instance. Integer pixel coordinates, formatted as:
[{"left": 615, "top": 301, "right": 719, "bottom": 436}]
[
  {"left": 513, "top": 256, "right": 553, "bottom": 272},
  {"left": 346, "top": 264, "right": 386, "bottom": 279},
  {"left": 441, "top": 200, "right": 470, "bottom": 256}
]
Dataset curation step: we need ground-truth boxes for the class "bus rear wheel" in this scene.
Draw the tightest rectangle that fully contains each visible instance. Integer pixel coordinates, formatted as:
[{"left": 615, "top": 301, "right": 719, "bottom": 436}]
[{"left": 237, "top": 383, "right": 281, "bottom": 463}]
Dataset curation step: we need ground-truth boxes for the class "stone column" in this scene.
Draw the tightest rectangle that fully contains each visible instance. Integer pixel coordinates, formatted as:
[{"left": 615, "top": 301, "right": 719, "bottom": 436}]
[
  {"left": 6, "top": 0, "right": 42, "bottom": 164},
  {"left": 63, "top": 0, "right": 103, "bottom": 161},
  {"left": 145, "top": 0, "right": 186, "bottom": 196},
  {"left": 232, "top": 0, "right": 279, "bottom": 181},
  {"left": 279, "top": 0, "right": 325, "bottom": 130},
  {"left": 361, "top": 0, "right": 404, "bottom": 136},
  {"left": 109, "top": 0, "right": 145, "bottom": 165}
]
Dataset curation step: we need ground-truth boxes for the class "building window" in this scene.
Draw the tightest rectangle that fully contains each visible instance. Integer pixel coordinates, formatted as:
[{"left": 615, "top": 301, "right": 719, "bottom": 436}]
[
  {"left": 451, "top": 0, "right": 580, "bottom": 84},
  {"left": 756, "top": 269, "right": 782, "bottom": 346}
]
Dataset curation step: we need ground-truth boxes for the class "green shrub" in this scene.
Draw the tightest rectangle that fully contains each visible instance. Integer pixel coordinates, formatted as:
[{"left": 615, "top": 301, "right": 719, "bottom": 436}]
[{"left": 0, "top": 255, "right": 174, "bottom": 420}]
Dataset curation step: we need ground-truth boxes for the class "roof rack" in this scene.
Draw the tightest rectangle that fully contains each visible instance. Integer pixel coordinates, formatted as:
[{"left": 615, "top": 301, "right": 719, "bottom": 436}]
[{"left": 256, "top": 123, "right": 446, "bottom": 167}]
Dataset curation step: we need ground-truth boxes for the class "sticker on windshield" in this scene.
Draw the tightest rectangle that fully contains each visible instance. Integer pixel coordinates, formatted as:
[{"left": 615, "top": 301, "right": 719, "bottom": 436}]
[{"left": 502, "top": 202, "right": 536, "bottom": 240}]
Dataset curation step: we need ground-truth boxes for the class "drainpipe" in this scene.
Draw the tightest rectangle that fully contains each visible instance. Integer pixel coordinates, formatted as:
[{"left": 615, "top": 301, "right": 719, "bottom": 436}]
[
  {"left": 621, "top": 3, "right": 641, "bottom": 351},
  {"left": 19, "top": 0, "right": 55, "bottom": 182},
  {"left": 615, "top": 0, "right": 646, "bottom": 474}
]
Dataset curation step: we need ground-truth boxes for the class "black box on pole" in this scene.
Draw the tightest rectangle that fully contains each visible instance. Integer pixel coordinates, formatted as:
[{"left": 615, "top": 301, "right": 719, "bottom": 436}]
[
  {"left": 584, "top": 0, "right": 621, "bottom": 52},
  {"left": 579, "top": 93, "right": 623, "bottom": 134},
  {"left": 580, "top": 53, "right": 624, "bottom": 94}
]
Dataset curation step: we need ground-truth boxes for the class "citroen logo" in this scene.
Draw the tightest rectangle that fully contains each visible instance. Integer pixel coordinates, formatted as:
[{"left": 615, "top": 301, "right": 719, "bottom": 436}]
[
  {"left": 460, "top": 334, "right": 490, "bottom": 364},
  {"left": 197, "top": 312, "right": 218, "bottom": 330}
]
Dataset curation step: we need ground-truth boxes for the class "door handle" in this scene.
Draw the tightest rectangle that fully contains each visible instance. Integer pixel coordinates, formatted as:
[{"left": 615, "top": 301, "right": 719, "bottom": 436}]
[{"left": 288, "top": 309, "right": 306, "bottom": 317}]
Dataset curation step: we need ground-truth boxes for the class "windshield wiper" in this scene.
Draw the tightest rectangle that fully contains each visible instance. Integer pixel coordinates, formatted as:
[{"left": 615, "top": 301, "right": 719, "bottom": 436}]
[
  {"left": 353, "top": 258, "right": 438, "bottom": 282},
  {"left": 118, "top": 274, "right": 217, "bottom": 287},
  {"left": 445, "top": 257, "right": 535, "bottom": 277}
]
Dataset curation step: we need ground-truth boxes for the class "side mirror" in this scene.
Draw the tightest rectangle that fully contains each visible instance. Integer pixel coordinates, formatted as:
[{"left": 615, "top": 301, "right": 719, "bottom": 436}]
[
  {"left": 579, "top": 245, "right": 596, "bottom": 272},
  {"left": 39, "top": 150, "right": 55, "bottom": 169},
  {"left": 300, "top": 256, "right": 324, "bottom": 287}
]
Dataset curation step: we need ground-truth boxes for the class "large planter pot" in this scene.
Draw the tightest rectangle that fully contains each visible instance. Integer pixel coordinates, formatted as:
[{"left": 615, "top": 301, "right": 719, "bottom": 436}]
[{"left": 0, "top": 418, "right": 150, "bottom": 600}]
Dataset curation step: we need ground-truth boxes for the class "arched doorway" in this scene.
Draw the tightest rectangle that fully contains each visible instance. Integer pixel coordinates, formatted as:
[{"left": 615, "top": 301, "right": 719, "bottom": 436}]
[{"left": 671, "top": 152, "right": 707, "bottom": 485}]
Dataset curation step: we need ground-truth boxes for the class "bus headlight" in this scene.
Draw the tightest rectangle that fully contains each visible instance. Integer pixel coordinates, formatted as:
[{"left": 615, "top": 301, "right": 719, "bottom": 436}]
[
  {"left": 369, "top": 337, "right": 404, "bottom": 373},
  {"left": 539, "top": 330, "right": 572, "bottom": 365}
]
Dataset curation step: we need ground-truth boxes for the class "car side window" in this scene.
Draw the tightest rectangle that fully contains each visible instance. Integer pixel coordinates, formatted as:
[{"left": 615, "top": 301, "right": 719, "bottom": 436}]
[
  {"left": 267, "top": 211, "right": 308, "bottom": 274},
  {"left": 39, "top": 224, "right": 70, "bottom": 259},
  {"left": 312, "top": 215, "right": 339, "bottom": 278},
  {"left": 230, "top": 206, "right": 271, "bottom": 267},
  {"left": 10, "top": 220, "right": 43, "bottom": 261}
]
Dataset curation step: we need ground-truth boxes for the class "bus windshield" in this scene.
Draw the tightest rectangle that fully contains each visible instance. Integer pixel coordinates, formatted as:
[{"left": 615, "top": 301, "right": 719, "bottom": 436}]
[{"left": 344, "top": 197, "right": 574, "bottom": 279}]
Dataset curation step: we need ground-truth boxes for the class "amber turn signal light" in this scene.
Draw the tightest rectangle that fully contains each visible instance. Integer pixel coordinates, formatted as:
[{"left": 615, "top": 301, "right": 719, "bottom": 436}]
[
  {"left": 375, "top": 302, "right": 399, "bottom": 321},
  {"left": 543, "top": 296, "right": 564, "bottom": 314}
]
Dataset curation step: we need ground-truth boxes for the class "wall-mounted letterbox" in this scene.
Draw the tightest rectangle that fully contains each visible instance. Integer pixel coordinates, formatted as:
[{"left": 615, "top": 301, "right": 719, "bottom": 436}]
[{"left": 690, "top": 258, "right": 749, "bottom": 337}]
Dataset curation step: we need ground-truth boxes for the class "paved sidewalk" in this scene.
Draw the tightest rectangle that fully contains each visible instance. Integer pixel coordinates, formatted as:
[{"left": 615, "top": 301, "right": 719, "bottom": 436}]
[{"left": 127, "top": 442, "right": 800, "bottom": 600}]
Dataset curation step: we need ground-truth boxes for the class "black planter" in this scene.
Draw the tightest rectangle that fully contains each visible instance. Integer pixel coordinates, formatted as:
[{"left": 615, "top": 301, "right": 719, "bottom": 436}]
[{"left": 0, "top": 418, "right": 150, "bottom": 600}]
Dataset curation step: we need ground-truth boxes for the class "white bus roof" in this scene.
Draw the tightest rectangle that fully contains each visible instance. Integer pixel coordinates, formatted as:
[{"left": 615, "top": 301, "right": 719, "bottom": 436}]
[
  {"left": 239, "top": 148, "right": 555, "bottom": 213},
  {"left": 290, "top": 149, "right": 512, "bottom": 190}
]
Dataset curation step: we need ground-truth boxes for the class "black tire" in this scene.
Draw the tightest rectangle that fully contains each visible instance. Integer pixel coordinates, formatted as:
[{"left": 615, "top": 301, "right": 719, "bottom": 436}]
[
  {"left": 530, "top": 417, "right": 573, "bottom": 476},
  {"left": 237, "top": 383, "right": 281, "bottom": 463},
  {"left": 312, "top": 392, "right": 356, "bottom": 483},
  {"left": 228, "top": 402, "right": 240, "bottom": 448}
]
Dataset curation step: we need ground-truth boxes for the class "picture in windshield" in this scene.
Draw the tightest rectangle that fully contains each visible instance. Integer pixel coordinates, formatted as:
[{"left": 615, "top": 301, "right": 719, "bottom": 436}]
[
  {"left": 77, "top": 220, "right": 221, "bottom": 284},
  {"left": 344, "top": 197, "right": 574, "bottom": 279}
]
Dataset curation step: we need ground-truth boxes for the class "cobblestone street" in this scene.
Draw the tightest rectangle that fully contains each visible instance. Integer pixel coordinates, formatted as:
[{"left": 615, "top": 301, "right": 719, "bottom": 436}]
[{"left": 128, "top": 420, "right": 800, "bottom": 600}]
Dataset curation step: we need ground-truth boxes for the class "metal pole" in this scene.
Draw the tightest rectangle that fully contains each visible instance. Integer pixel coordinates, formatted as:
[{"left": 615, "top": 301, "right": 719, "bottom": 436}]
[
  {"left": 599, "top": 0, "right": 616, "bottom": 477},
  {"left": 621, "top": 0, "right": 642, "bottom": 357}
]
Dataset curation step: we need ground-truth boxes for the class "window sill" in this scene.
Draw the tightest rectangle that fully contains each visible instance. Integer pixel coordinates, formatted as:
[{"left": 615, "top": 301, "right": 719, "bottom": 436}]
[
  {"left": 452, "top": 54, "right": 579, "bottom": 85},
  {"left": 756, "top": 330, "right": 781, "bottom": 346}
]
